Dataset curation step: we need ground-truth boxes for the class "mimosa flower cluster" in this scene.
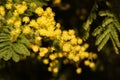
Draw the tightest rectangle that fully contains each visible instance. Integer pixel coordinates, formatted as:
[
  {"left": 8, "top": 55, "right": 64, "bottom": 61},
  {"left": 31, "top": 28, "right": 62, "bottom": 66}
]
[{"left": 0, "top": 0, "right": 97, "bottom": 74}]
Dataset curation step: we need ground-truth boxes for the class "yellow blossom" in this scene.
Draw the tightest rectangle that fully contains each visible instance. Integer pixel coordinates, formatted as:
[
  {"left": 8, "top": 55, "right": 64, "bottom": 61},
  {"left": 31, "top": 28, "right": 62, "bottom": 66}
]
[
  {"left": 56, "top": 23, "right": 61, "bottom": 28},
  {"left": 68, "top": 29, "right": 75, "bottom": 35},
  {"left": 36, "top": 16, "right": 47, "bottom": 27},
  {"left": 35, "top": 7, "right": 44, "bottom": 16},
  {"left": 45, "top": 7, "right": 52, "bottom": 13},
  {"left": 31, "top": 45, "right": 39, "bottom": 52},
  {"left": 43, "top": 59, "right": 49, "bottom": 64},
  {"left": 68, "top": 53, "right": 74, "bottom": 59},
  {"left": 44, "top": 7, "right": 55, "bottom": 17},
  {"left": 14, "top": 20, "right": 21, "bottom": 28},
  {"left": 23, "top": 26, "right": 31, "bottom": 34},
  {"left": 10, "top": 29, "right": 21, "bottom": 42},
  {"left": 15, "top": 4, "right": 27, "bottom": 14},
  {"left": 54, "top": 29, "right": 61, "bottom": 37},
  {"left": 92, "top": 53, "right": 98, "bottom": 59},
  {"left": 73, "top": 56, "right": 80, "bottom": 62},
  {"left": 83, "top": 52, "right": 89, "bottom": 58},
  {"left": 38, "top": 29, "right": 48, "bottom": 36},
  {"left": 0, "top": 1, "right": 97, "bottom": 74},
  {"left": 62, "top": 43, "right": 71, "bottom": 52},
  {"left": 22, "top": 1, "right": 27, "bottom": 5},
  {"left": 76, "top": 68, "right": 82, "bottom": 74},
  {"left": 70, "top": 38, "right": 77, "bottom": 45},
  {"left": 53, "top": 67, "right": 59, "bottom": 73},
  {"left": 39, "top": 52, "right": 46, "bottom": 57},
  {"left": 13, "top": 10, "right": 19, "bottom": 16},
  {"left": 48, "top": 67, "right": 52, "bottom": 72},
  {"left": 84, "top": 60, "right": 90, "bottom": 66},
  {"left": 83, "top": 43, "right": 89, "bottom": 48},
  {"left": 49, "top": 54, "right": 56, "bottom": 60},
  {"left": 23, "top": 16, "right": 30, "bottom": 23},
  {"left": 50, "top": 62, "right": 54, "bottom": 67},
  {"left": 80, "top": 47, "right": 86, "bottom": 51},
  {"left": 75, "top": 45, "right": 81, "bottom": 51},
  {"left": 39, "top": 48, "right": 48, "bottom": 57},
  {"left": 89, "top": 62, "right": 95, "bottom": 68},
  {"left": 29, "top": 19, "right": 39, "bottom": 29},
  {"left": 58, "top": 52, "right": 63, "bottom": 58},
  {"left": 7, "top": 18, "right": 14, "bottom": 25},
  {"left": 35, "top": 36, "right": 42, "bottom": 45},
  {"left": 5, "top": 2, "right": 12, "bottom": 9},
  {"left": 77, "top": 38, "right": 83, "bottom": 44}
]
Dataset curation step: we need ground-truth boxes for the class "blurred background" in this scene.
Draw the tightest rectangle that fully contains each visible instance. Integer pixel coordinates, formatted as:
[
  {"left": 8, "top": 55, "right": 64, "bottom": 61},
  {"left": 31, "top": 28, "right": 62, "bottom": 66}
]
[{"left": 0, "top": 0, "right": 120, "bottom": 80}]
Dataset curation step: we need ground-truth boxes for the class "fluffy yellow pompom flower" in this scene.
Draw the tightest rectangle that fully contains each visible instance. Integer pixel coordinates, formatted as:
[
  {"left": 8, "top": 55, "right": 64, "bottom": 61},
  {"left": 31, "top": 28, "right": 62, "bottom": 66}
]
[
  {"left": 15, "top": 4, "right": 27, "bottom": 14},
  {"left": 29, "top": 19, "right": 39, "bottom": 29},
  {"left": 68, "top": 29, "right": 75, "bottom": 35},
  {"left": 10, "top": 29, "right": 21, "bottom": 42},
  {"left": 23, "top": 26, "right": 31, "bottom": 34},
  {"left": 56, "top": 23, "right": 61, "bottom": 28},
  {"left": 70, "top": 38, "right": 77, "bottom": 45},
  {"left": 5, "top": 2, "right": 12, "bottom": 9},
  {"left": 13, "top": 10, "right": 19, "bottom": 16},
  {"left": 84, "top": 60, "right": 90, "bottom": 66},
  {"left": 76, "top": 68, "right": 82, "bottom": 74},
  {"left": 62, "top": 43, "right": 71, "bottom": 52},
  {"left": 89, "top": 62, "right": 95, "bottom": 68},
  {"left": 49, "top": 54, "right": 57, "bottom": 60},
  {"left": 31, "top": 45, "right": 39, "bottom": 52},
  {"left": 7, "top": 19, "right": 14, "bottom": 25},
  {"left": 77, "top": 38, "right": 83, "bottom": 44},
  {"left": 53, "top": 67, "right": 59, "bottom": 73},
  {"left": 39, "top": 48, "right": 48, "bottom": 57},
  {"left": 43, "top": 59, "right": 49, "bottom": 64},
  {"left": 35, "top": 36, "right": 42, "bottom": 45},
  {"left": 23, "top": 16, "right": 30, "bottom": 23},
  {"left": 35, "top": 7, "right": 44, "bottom": 16},
  {"left": 0, "top": 6, "right": 5, "bottom": 16},
  {"left": 48, "top": 67, "right": 52, "bottom": 72},
  {"left": 14, "top": 20, "right": 21, "bottom": 28}
]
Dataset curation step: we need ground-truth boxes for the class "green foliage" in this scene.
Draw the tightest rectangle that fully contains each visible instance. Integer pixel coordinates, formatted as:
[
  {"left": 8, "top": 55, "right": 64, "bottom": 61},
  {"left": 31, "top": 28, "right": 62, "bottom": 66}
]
[
  {"left": 82, "top": 2, "right": 98, "bottom": 40},
  {"left": 83, "top": 2, "right": 120, "bottom": 54},
  {"left": 0, "top": 28, "right": 30, "bottom": 62}
]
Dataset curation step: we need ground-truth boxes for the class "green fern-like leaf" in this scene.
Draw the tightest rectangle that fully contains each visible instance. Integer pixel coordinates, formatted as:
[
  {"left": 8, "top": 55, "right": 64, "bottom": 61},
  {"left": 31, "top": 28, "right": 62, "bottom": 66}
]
[
  {"left": 11, "top": 50, "right": 20, "bottom": 62},
  {"left": 82, "top": 2, "right": 98, "bottom": 40},
  {"left": 92, "top": 26, "right": 103, "bottom": 36},
  {"left": 114, "top": 20, "right": 120, "bottom": 32},
  {"left": 82, "top": 1, "right": 120, "bottom": 53},
  {"left": 0, "top": 42, "right": 10, "bottom": 48},
  {"left": 3, "top": 47, "right": 12, "bottom": 61},
  {"left": 101, "top": 17, "right": 113, "bottom": 27},
  {"left": 99, "top": 10, "right": 114, "bottom": 17},
  {"left": 97, "top": 34, "right": 110, "bottom": 51},
  {"left": 0, "top": 31, "right": 30, "bottom": 62},
  {"left": 12, "top": 43, "right": 30, "bottom": 56},
  {"left": 110, "top": 25, "right": 120, "bottom": 48},
  {"left": 95, "top": 28, "right": 110, "bottom": 45},
  {"left": 18, "top": 35, "right": 31, "bottom": 47},
  {"left": 110, "top": 34, "right": 119, "bottom": 54},
  {"left": 0, "top": 46, "right": 9, "bottom": 59},
  {"left": 92, "top": 10, "right": 120, "bottom": 53}
]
